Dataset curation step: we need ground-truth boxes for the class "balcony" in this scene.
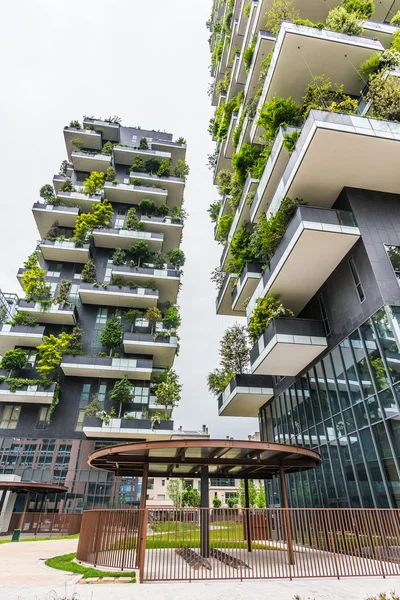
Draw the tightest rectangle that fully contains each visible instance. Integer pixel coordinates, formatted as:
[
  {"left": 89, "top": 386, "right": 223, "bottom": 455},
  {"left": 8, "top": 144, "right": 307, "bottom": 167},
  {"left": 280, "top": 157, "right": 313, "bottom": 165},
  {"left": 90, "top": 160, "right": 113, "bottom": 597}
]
[
  {"left": 139, "top": 216, "right": 183, "bottom": 254},
  {"left": 61, "top": 355, "right": 152, "bottom": 380},
  {"left": 103, "top": 181, "right": 168, "bottom": 205},
  {"left": 150, "top": 139, "right": 187, "bottom": 165},
  {"left": 250, "top": 23, "right": 384, "bottom": 142},
  {"left": 250, "top": 318, "right": 327, "bottom": 376},
  {"left": 112, "top": 265, "right": 180, "bottom": 304},
  {"left": 250, "top": 126, "right": 297, "bottom": 224},
  {"left": 215, "top": 273, "right": 244, "bottom": 316},
  {"left": 92, "top": 228, "right": 163, "bottom": 251},
  {"left": 113, "top": 145, "right": 171, "bottom": 167},
  {"left": 39, "top": 239, "right": 92, "bottom": 263},
  {"left": 0, "top": 325, "right": 45, "bottom": 353},
  {"left": 32, "top": 203, "right": 79, "bottom": 238},
  {"left": 231, "top": 262, "right": 263, "bottom": 313},
  {"left": 226, "top": 176, "right": 259, "bottom": 245},
  {"left": 243, "top": 30, "right": 275, "bottom": 103},
  {"left": 71, "top": 151, "right": 111, "bottom": 173},
  {"left": 82, "top": 416, "right": 174, "bottom": 440},
  {"left": 247, "top": 207, "right": 360, "bottom": 318},
  {"left": 0, "top": 381, "right": 56, "bottom": 405},
  {"left": 129, "top": 172, "right": 185, "bottom": 208},
  {"left": 269, "top": 110, "right": 400, "bottom": 215},
  {"left": 362, "top": 21, "right": 399, "bottom": 49},
  {"left": 63, "top": 127, "right": 102, "bottom": 160},
  {"left": 17, "top": 301, "right": 77, "bottom": 325},
  {"left": 258, "top": 0, "right": 341, "bottom": 23},
  {"left": 217, "top": 374, "right": 274, "bottom": 417},
  {"left": 55, "top": 190, "right": 102, "bottom": 212},
  {"left": 79, "top": 282, "right": 158, "bottom": 308},
  {"left": 123, "top": 333, "right": 178, "bottom": 368},
  {"left": 82, "top": 118, "right": 120, "bottom": 142}
]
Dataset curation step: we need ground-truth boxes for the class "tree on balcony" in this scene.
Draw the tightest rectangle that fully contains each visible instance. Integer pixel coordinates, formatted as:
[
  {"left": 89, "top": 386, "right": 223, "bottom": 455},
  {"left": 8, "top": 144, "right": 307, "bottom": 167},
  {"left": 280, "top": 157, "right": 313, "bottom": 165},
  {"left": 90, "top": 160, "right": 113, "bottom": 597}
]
[
  {"left": 153, "top": 368, "right": 181, "bottom": 418},
  {"left": 129, "top": 240, "right": 151, "bottom": 267},
  {"left": 81, "top": 259, "right": 97, "bottom": 283},
  {"left": 74, "top": 199, "right": 113, "bottom": 239},
  {"left": 110, "top": 375, "right": 133, "bottom": 418},
  {"left": 83, "top": 171, "right": 105, "bottom": 195},
  {"left": 105, "top": 166, "right": 117, "bottom": 182},
  {"left": 21, "top": 252, "right": 51, "bottom": 303},
  {"left": 0, "top": 349, "right": 27, "bottom": 377},
  {"left": 219, "top": 324, "right": 249, "bottom": 375},
  {"left": 325, "top": 6, "right": 363, "bottom": 36},
  {"left": 37, "top": 332, "right": 72, "bottom": 380},
  {"left": 145, "top": 307, "right": 162, "bottom": 333},
  {"left": 168, "top": 248, "right": 186, "bottom": 270},
  {"left": 247, "top": 296, "right": 294, "bottom": 343},
  {"left": 99, "top": 313, "right": 123, "bottom": 356},
  {"left": 264, "top": 0, "right": 299, "bottom": 35},
  {"left": 125, "top": 207, "right": 144, "bottom": 231}
]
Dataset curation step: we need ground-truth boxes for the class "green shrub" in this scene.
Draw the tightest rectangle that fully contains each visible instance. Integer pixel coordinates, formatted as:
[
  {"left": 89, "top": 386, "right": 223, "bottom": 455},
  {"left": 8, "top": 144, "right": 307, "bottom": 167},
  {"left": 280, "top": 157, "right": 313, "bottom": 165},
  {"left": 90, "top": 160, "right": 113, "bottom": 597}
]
[
  {"left": 232, "top": 143, "right": 263, "bottom": 184},
  {"left": 391, "top": 10, "right": 400, "bottom": 25},
  {"left": 145, "top": 158, "right": 161, "bottom": 174},
  {"left": 101, "top": 141, "right": 114, "bottom": 155},
  {"left": 156, "top": 203, "right": 169, "bottom": 218},
  {"left": 139, "top": 198, "right": 157, "bottom": 216},
  {"left": 248, "top": 297, "right": 294, "bottom": 343},
  {"left": 83, "top": 171, "right": 105, "bottom": 195},
  {"left": 367, "top": 72, "right": 400, "bottom": 121},
  {"left": 226, "top": 225, "right": 256, "bottom": 274},
  {"left": 173, "top": 160, "right": 190, "bottom": 179},
  {"left": 207, "top": 368, "right": 233, "bottom": 396},
  {"left": 157, "top": 159, "right": 171, "bottom": 177},
  {"left": 81, "top": 259, "right": 97, "bottom": 283},
  {"left": 343, "top": 0, "right": 374, "bottom": 19},
  {"left": 208, "top": 201, "right": 222, "bottom": 223},
  {"left": 111, "top": 248, "right": 126, "bottom": 266},
  {"left": 139, "top": 137, "right": 148, "bottom": 149},
  {"left": 130, "top": 156, "right": 145, "bottom": 172},
  {"left": 325, "top": 6, "right": 363, "bottom": 36},
  {"left": 257, "top": 96, "right": 302, "bottom": 141},
  {"left": 359, "top": 53, "right": 382, "bottom": 80},
  {"left": 216, "top": 214, "right": 234, "bottom": 242},
  {"left": 71, "top": 138, "right": 84, "bottom": 152},
  {"left": 168, "top": 249, "right": 185, "bottom": 269},
  {"left": 282, "top": 130, "right": 300, "bottom": 153},
  {"left": 264, "top": 0, "right": 300, "bottom": 34},
  {"left": 302, "top": 75, "right": 358, "bottom": 116},
  {"left": 216, "top": 169, "right": 232, "bottom": 196},
  {"left": 243, "top": 37, "right": 256, "bottom": 72},
  {"left": 125, "top": 207, "right": 144, "bottom": 231},
  {"left": 105, "top": 166, "right": 116, "bottom": 182},
  {"left": 293, "top": 19, "right": 325, "bottom": 29}
]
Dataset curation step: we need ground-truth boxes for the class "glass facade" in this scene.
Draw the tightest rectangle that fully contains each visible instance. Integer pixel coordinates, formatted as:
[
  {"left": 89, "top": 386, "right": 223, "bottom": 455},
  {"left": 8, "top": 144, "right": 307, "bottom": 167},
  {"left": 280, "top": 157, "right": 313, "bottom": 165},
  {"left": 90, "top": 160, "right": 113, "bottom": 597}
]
[{"left": 260, "top": 306, "right": 400, "bottom": 508}]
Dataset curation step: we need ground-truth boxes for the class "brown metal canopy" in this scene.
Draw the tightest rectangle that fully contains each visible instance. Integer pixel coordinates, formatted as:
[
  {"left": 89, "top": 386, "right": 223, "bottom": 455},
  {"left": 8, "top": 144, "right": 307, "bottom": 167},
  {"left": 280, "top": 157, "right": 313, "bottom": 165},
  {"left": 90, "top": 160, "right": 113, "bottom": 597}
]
[
  {"left": 88, "top": 438, "right": 321, "bottom": 479},
  {"left": 0, "top": 482, "right": 68, "bottom": 494}
]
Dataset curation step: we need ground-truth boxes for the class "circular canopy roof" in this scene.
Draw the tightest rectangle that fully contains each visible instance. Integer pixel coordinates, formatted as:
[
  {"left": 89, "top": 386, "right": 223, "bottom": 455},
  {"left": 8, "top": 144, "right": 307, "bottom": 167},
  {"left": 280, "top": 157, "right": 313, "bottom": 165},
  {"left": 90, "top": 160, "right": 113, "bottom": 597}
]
[
  {"left": 0, "top": 482, "right": 68, "bottom": 494},
  {"left": 88, "top": 439, "right": 321, "bottom": 480}
]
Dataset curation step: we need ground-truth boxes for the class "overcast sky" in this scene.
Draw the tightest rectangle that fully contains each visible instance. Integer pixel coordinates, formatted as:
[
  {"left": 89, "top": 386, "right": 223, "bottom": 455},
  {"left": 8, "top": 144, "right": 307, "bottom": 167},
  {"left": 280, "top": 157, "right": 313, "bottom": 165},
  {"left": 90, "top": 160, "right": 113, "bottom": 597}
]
[{"left": 0, "top": 0, "right": 258, "bottom": 439}]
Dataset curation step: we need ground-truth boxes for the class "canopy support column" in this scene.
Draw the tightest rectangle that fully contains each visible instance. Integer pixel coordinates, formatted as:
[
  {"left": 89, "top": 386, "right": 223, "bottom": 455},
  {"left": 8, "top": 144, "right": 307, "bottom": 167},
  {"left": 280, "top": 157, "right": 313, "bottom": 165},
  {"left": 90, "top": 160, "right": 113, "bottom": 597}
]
[
  {"left": 18, "top": 491, "right": 30, "bottom": 532},
  {"left": 200, "top": 466, "right": 209, "bottom": 558},
  {"left": 244, "top": 479, "right": 252, "bottom": 552},
  {"left": 279, "top": 465, "right": 295, "bottom": 566}
]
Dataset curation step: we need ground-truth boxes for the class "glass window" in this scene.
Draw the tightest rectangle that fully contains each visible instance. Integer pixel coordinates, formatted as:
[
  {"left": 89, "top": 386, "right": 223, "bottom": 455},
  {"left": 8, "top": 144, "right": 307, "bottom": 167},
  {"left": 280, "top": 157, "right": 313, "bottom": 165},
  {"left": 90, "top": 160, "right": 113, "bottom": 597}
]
[
  {"left": 308, "top": 369, "right": 322, "bottom": 423},
  {"left": 96, "top": 308, "right": 108, "bottom": 324},
  {"left": 385, "top": 245, "right": 400, "bottom": 280},
  {"left": 340, "top": 340, "right": 362, "bottom": 404},
  {"left": 75, "top": 409, "right": 85, "bottom": 432},
  {"left": 323, "top": 356, "right": 340, "bottom": 415},
  {"left": 374, "top": 308, "right": 400, "bottom": 385},
  {"left": 381, "top": 387, "right": 399, "bottom": 419},
  {"left": 98, "top": 381, "right": 107, "bottom": 406},
  {"left": 349, "top": 329, "right": 374, "bottom": 398},
  {"left": 315, "top": 363, "right": 330, "bottom": 420},
  {"left": 0, "top": 405, "right": 21, "bottom": 429},
  {"left": 331, "top": 347, "right": 350, "bottom": 409},
  {"left": 349, "top": 256, "right": 365, "bottom": 302},
  {"left": 318, "top": 293, "right": 330, "bottom": 336},
  {"left": 35, "top": 407, "right": 50, "bottom": 430},
  {"left": 360, "top": 318, "right": 390, "bottom": 392},
  {"left": 47, "top": 262, "right": 62, "bottom": 278},
  {"left": 79, "top": 383, "right": 91, "bottom": 408}
]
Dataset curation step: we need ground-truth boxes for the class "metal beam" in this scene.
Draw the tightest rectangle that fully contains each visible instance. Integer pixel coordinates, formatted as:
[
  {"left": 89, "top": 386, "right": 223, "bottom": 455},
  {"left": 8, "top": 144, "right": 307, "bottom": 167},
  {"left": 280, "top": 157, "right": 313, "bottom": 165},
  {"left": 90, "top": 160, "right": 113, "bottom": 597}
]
[
  {"left": 244, "top": 479, "right": 252, "bottom": 553},
  {"left": 200, "top": 466, "right": 209, "bottom": 558}
]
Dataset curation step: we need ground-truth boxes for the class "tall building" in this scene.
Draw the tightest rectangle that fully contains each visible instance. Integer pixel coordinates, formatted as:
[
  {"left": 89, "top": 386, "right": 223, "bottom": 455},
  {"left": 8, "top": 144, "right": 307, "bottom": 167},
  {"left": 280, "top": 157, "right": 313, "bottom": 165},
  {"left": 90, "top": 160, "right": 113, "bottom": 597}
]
[
  {"left": 0, "top": 116, "right": 203, "bottom": 512},
  {"left": 208, "top": 0, "right": 400, "bottom": 508}
]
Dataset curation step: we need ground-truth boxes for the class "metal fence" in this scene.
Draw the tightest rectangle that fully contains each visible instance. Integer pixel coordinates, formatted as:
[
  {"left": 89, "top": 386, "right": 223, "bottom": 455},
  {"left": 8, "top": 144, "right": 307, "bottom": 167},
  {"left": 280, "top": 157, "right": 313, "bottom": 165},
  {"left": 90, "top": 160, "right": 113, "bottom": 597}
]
[
  {"left": 0, "top": 512, "right": 82, "bottom": 537},
  {"left": 76, "top": 507, "right": 400, "bottom": 583}
]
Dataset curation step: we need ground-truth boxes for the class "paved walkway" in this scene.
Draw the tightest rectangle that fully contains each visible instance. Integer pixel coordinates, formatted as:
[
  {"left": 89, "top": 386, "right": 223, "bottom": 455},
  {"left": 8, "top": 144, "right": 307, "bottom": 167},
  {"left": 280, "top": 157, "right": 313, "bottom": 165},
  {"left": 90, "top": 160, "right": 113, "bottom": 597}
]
[{"left": 0, "top": 538, "right": 399, "bottom": 600}]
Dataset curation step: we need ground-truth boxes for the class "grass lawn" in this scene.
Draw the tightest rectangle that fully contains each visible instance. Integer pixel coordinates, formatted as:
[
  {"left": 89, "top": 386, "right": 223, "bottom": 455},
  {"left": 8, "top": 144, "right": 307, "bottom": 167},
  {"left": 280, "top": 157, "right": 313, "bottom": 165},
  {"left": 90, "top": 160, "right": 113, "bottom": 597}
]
[
  {"left": 45, "top": 552, "right": 136, "bottom": 581},
  {"left": 0, "top": 533, "right": 80, "bottom": 545}
]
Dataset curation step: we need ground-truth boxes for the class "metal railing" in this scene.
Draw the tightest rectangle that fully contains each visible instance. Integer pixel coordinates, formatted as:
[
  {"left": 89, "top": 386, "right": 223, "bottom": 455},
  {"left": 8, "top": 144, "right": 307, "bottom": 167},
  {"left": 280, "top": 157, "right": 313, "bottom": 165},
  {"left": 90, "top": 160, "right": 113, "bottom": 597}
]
[
  {"left": 0, "top": 512, "right": 81, "bottom": 537},
  {"left": 77, "top": 507, "right": 400, "bottom": 583}
]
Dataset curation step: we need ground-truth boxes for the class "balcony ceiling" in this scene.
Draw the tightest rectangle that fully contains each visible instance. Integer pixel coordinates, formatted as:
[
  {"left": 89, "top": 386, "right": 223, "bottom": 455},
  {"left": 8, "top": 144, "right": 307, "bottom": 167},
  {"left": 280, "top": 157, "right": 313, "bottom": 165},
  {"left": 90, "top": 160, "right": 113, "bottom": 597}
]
[
  {"left": 17, "top": 306, "right": 76, "bottom": 325},
  {"left": 216, "top": 274, "right": 245, "bottom": 317},
  {"left": 219, "top": 386, "right": 273, "bottom": 418},
  {"left": 103, "top": 182, "right": 168, "bottom": 205},
  {"left": 61, "top": 362, "right": 152, "bottom": 380},
  {"left": 71, "top": 152, "right": 111, "bottom": 173},
  {"left": 63, "top": 128, "right": 102, "bottom": 160},
  {"left": 0, "top": 330, "right": 45, "bottom": 353},
  {"left": 123, "top": 337, "right": 177, "bottom": 368},
  {"left": 92, "top": 230, "right": 163, "bottom": 252},
  {"left": 56, "top": 191, "right": 101, "bottom": 213},
  {"left": 32, "top": 206, "right": 78, "bottom": 238},
  {"left": 113, "top": 270, "right": 180, "bottom": 304},
  {"left": 79, "top": 288, "right": 158, "bottom": 309},
  {"left": 252, "top": 334, "right": 328, "bottom": 376},
  {"left": 40, "top": 243, "right": 90, "bottom": 264}
]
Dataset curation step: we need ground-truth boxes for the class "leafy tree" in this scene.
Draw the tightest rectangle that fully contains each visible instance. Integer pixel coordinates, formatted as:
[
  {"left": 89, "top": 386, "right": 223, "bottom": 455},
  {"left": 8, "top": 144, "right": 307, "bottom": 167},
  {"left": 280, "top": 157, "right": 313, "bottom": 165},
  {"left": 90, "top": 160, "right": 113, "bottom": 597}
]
[
  {"left": 83, "top": 171, "right": 105, "bottom": 195},
  {"left": 166, "top": 479, "right": 183, "bottom": 507},
  {"left": 112, "top": 248, "right": 126, "bottom": 266},
  {"left": 157, "top": 159, "right": 171, "bottom": 177},
  {"left": 72, "top": 137, "right": 84, "bottom": 152},
  {"left": 255, "top": 482, "right": 266, "bottom": 508},
  {"left": 213, "top": 496, "right": 222, "bottom": 508},
  {"left": 138, "top": 198, "right": 157, "bottom": 216},
  {"left": 210, "top": 266, "right": 228, "bottom": 291},
  {"left": 37, "top": 332, "right": 71, "bottom": 379},
  {"left": 145, "top": 307, "right": 162, "bottom": 333},
  {"left": 145, "top": 158, "right": 161, "bottom": 174},
  {"left": 59, "top": 160, "right": 68, "bottom": 176},
  {"left": 302, "top": 75, "right": 358, "bottom": 116},
  {"left": 139, "top": 137, "right": 148, "bottom": 149},
  {"left": 84, "top": 393, "right": 102, "bottom": 417},
  {"left": 81, "top": 259, "right": 97, "bottom": 283},
  {"left": 391, "top": 10, "right": 400, "bottom": 25},
  {"left": 152, "top": 251, "right": 166, "bottom": 269},
  {"left": 182, "top": 485, "right": 200, "bottom": 507},
  {"left": 173, "top": 160, "right": 190, "bottom": 179},
  {"left": 105, "top": 166, "right": 117, "bottom": 182},
  {"left": 226, "top": 225, "right": 255, "bottom": 274},
  {"left": 216, "top": 169, "right": 232, "bottom": 196},
  {"left": 130, "top": 156, "right": 145, "bottom": 172},
  {"left": 208, "top": 201, "right": 222, "bottom": 223},
  {"left": 367, "top": 72, "right": 400, "bottom": 121},
  {"left": 125, "top": 207, "right": 144, "bottom": 231},
  {"left": 129, "top": 240, "right": 151, "bottom": 266},
  {"left": 248, "top": 296, "right": 294, "bottom": 343},
  {"left": 232, "top": 143, "right": 263, "bottom": 184},
  {"left": 101, "top": 141, "right": 114, "bottom": 155},
  {"left": 325, "top": 6, "right": 363, "bottom": 36},
  {"left": 264, "top": 0, "right": 300, "bottom": 34},
  {"left": 207, "top": 368, "right": 233, "bottom": 396},
  {"left": 154, "top": 368, "right": 181, "bottom": 418},
  {"left": 66, "top": 326, "right": 84, "bottom": 356},
  {"left": 110, "top": 375, "right": 133, "bottom": 417},
  {"left": 99, "top": 313, "right": 123, "bottom": 356},
  {"left": 238, "top": 479, "right": 257, "bottom": 507},
  {"left": 168, "top": 248, "right": 185, "bottom": 269},
  {"left": 74, "top": 199, "right": 113, "bottom": 239},
  {"left": 125, "top": 309, "right": 143, "bottom": 332},
  {"left": 69, "top": 120, "right": 81, "bottom": 128},
  {"left": 216, "top": 214, "right": 234, "bottom": 243},
  {"left": 23, "top": 251, "right": 41, "bottom": 270},
  {"left": 226, "top": 495, "right": 238, "bottom": 508},
  {"left": 163, "top": 305, "right": 181, "bottom": 330},
  {"left": 40, "top": 184, "right": 55, "bottom": 202},
  {"left": 343, "top": 0, "right": 374, "bottom": 18},
  {"left": 22, "top": 266, "right": 51, "bottom": 302},
  {"left": 10, "top": 312, "right": 38, "bottom": 327},
  {"left": 156, "top": 203, "right": 169, "bottom": 218},
  {"left": 243, "top": 36, "right": 256, "bottom": 72},
  {"left": 61, "top": 178, "right": 74, "bottom": 193},
  {"left": 1, "top": 348, "right": 27, "bottom": 376},
  {"left": 257, "top": 96, "right": 302, "bottom": 142},
  {"left": 219, "top": 324, "right": 249, "bottom": 375}
]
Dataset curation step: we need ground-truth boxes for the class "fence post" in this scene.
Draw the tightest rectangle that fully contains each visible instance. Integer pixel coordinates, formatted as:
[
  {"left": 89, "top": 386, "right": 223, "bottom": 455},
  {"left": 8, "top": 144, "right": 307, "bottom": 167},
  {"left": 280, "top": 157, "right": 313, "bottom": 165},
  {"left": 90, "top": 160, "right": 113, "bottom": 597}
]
[
  {"left": 93, "top": 511, "right": 104, "bottom": 568},
  {"left": 139, "top": 508, "right": 148, "bottom": 584},
  {"left": 279, "top": 465, "right": 295, "bottom": 567}
]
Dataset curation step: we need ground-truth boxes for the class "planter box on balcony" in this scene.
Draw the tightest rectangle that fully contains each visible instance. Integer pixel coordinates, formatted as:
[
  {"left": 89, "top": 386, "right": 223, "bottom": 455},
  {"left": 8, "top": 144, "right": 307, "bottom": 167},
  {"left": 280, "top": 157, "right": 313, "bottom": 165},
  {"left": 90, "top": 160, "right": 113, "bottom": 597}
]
[
  {"left": 0, "top": 324, "right": 45, "bottom": 353},
  {"left": 79, "top": 282, "right": 158, "bottom": 308},
  {"left": 61, "top": 355, "right": 153, "bottom": 380},
  {"left": 18, "top": 301, "right": 77, "bottom": 325},
  {"left": 0, "top": 381, "right": 56, "bottom": 405}
]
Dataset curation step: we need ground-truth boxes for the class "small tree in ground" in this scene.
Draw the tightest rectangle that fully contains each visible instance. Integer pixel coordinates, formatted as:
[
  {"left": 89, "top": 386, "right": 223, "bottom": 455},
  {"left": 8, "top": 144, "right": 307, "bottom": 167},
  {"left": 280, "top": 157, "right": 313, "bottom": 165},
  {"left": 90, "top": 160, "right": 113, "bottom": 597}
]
[
  {"left": 182, "top": 486, "right": 200, "bottom": 507},
  {"left": 255, "top": 482, "right": 266, "bottom": 508},
  {"left": 213, "top": 496, "right": 222, "bottom": 508},
  {"left": 99, "top": 313, "right": 123, "bottom": 356},
  {"left": 81, "top": 259, "right": 97, "bottom": 283},
  {"left": 219, "top": 324, "right": 249, "bottom": 375},
  {"left": 226, "top": 496, "right": 238, "bottom": 508},
  {"left": 1, "top": 349, "right": 27, "bottom": 376},
  {"left": 154, "top": 368, "right": 181, "bottom": 418},
  {"left": 166, "top": 479, "right": 183, "bottom": 507},
  {"left": 110, "top": 375, "right": 133, "bottom": 417}
]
